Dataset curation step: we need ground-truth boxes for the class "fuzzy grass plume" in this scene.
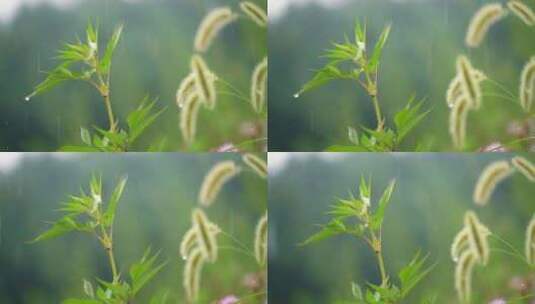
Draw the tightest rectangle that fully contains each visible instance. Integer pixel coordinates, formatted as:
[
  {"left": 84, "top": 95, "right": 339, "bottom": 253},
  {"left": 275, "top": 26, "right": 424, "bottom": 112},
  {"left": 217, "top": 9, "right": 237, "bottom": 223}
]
[
  {"left": 457, "top": 55, "right": 482, "bottom": 109},
  {"left": 176, "top": 73, "right": 196, "bottom": 108},
  {"left": 180, "top": 224, "right": 220, "bottom": 261},
  {"left": 511, "top": 156, "right": 535, "bottom": 182},
  {"left": 473, "top": 160, "right": 513, "bottom": 205},
  {"left": 240, "top": 1, "right": 267, "bottom": 27},
  {"left": 242, "top": 153, "right": 267, "bottom": 178},
  {"left": 183, "top": 247, "right": 205, "bottom": 303},
  {"left": 250, "top": 57, "right": 268, "bottom": 113},
  {"left": 194, "top": 7, "right": 237, "bottom": 52},
  {"left": 191, "top": 55, "right": 217, "bottom": 110},
  {"left": 465, "top": 3, "right": 506, "bottom": 48},
  {"left": 446, "top": 70, "right": 486, "bottom": 108},
  {"left": 451, "top": 227, "right": 470, "bottom": 262},
  {"left": 254, "top": 212, "right": 268, "bottom": 266},
  {"left": 508, "top": 1, "right": 535, "bottom": 26},
  {"left": 192, "top": 208, "right": 218, "bottom": 263},
  {"left": 180, "top": 94, "right": 202, "bottom": 144},
  {"left": 455, "top": 250, "right": 477, "bottom": 304},
  {"left": 526, "top": 215, "right": 535, "bottom": 265},
  {"left": 449, "top": 97, "right": 471, "bottom": 149},
  {"left": 464, "top": 211, "right": 491, "bottom": 265},
  {"left": 520, "top": 56, "right": 535, "bottom": 112},
  {"left": 198, "top": 161, "right": 240, "bottom": 206}
]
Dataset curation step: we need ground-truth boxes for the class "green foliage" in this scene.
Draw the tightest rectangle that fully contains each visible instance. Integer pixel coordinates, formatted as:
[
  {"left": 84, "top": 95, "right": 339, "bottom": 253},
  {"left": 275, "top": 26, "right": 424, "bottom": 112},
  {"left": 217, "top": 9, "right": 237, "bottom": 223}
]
[
  {"left": 302, "top": 176, "right": 434, "bottom": 304},
  {"left": 296, "top": 20, "right": 429, "bottom": 152},
  {"left": 61, "top": 97, "right": 165, "bottom": 152},
  {"left": 31, "top": 175, "right": 166, "bottom": 303},
  {"left": 27, "top": 21, "right": 165, "bottom": 151}
]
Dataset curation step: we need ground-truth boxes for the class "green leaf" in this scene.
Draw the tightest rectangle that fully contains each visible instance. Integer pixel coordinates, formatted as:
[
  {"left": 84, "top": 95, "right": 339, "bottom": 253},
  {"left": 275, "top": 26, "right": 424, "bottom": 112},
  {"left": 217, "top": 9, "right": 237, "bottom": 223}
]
[
  {"left": 348, "top": 127, "right": 359, "bottom": 145},
  {"left": 368, "top": 24, "right": 391, "bottom": 71},
  {"left": 328, "top": 198, "right": 366, "bottom": 218},
  {"left": 30, "top": 217, "right": 80, "bottom": 243},
  {"left": 129, "top": 248, "right": 167, "bottom": 296},
  {"left": 150, "top": 291, "right": 170, "bottom": 304},
  {"left": 300, "top": 219, "right": 347, "bottom": 246},
  {"left": 80, "top": 127, "right": 92, "bottom": 146},
  {"left": 369, "top": 180, "right": 396, "bottom": 230},
  {"left": 26, "top": 64, "right": 76, "bottom": 99},
  {"left": 325, "top": 145, "right": 369, "bottom": 152},
  {"left": 99, "top": 24, "right": 124, "bottom": 75},
  {"left": 86, "top": 21, "right": 98, "bottom": 48},
  {"left": 62, "top": 299, "right": 101, "bottom": 304},
  {"left": 351, "top": 282, "right": 364, "bottom": 300},
  {"left": 359, "top": 176, "right": 371, "bottom": 206},
  {"left": 127, "top": 97, "right": 165, "bottom": 143},
  {"left": 102, "top": 176, "right": 128, "bottom": 227},
  {"left": 394, "top": 97, "right": 429, "bottom": 142},
  {"left": 58, "top": 145, "right": 101, "bottom": 152},
  {"left": 296, "top": 64, "right": 350, "bottom": 96},
  {"left": 398, "top": 251, "right": 435, "bottom": 298}
]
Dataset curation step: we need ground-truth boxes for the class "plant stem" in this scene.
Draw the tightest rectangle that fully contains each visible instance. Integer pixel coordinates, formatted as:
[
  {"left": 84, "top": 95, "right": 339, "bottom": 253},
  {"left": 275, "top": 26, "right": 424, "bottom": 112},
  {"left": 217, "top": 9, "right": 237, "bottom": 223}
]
[
  {"left": 370, "top": 230, "right": 388, "bottom": 286},
  {"left": 376, "top": 248, "right": 387, "bottom": 287},
  {"left": 107, "top": 243, "right": 119, "bottom": 283},
  {"left": 371, "top": 94, "right": 384, "bottom": 131},
  {"left": 103, "top": 93, "right": 116, "bottom": 133}
]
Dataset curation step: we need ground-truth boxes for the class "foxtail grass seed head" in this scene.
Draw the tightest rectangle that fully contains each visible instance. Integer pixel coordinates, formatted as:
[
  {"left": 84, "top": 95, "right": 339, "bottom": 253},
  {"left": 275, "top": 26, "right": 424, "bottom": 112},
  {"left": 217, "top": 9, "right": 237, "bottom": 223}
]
[
  {"left": 451, "top": 227, "right": 470, "bottom": 262},
  {"left": 240, "top": 1, "right": 267, "bottom": 27},
  {"left": 198, "top": 161, "right": 240, "bottom": 206},
  {"left": 520, "top": 57, "right": 535, "bottom": 112},
  {"left": 192, "top": 208, "right": 218, "bottom": 263},
  {"left": 242, "top": 153, "right": 267, "bottom": 179},
  {"left": 254, "top": 212, "right": 268, "bottom": 266},
  {"left": 473, "top": 160, "right": 514, "bottom": 205},
  {"left": 512, "top": 156, "right": 535, "bottom": 182},
  {"left": 251, "top": 57, "right": 268, "bottom": 113},
  {"left": 180, "top": 94, "right": 202, "bottom": 145},
  {"left": 191, "top": 55, "right": 217, "bottom": 110},
  {"left": 455, "top": 250, "right": 477, "bottom": 304},
  {"left": 446, "top": 70, "right": 486, "bottom": 108},
  {"left": 526, "top": 215, "right": 535, "bottom": 265},
  {"left": 508, "top": 1, "right": 535, "bottom": 26},
  {"left": 183, "top": 247, "right": 205, "bottom": 303},
  {"left": 194, "top": 7, "right": 237, "bottom": 52},
  {"left": 456, "top": 55, "right": 482, "bottom": 109},
  {"left": 176, "top": 73, "right": 196, "bottom": 109},
  {"left": 464, "top": 211, "right": 491, "bottom": 265},
  {"left": 180, "top": 224, "right": 221, "bottom": 260},
  {"left": 449, "top": 97, "right": 470, "bottom": 149},
  {"left": 465, "top": 3, "right": 506, "bottom": 48}
]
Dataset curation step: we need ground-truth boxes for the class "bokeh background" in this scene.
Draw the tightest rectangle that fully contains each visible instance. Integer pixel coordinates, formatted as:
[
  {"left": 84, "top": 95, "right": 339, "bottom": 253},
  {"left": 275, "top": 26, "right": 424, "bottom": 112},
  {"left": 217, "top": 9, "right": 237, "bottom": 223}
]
[
  {"left": 268, "top": 0, "right": 535, "bottom": 151},
  {"left": 0, "top": 152, "right": 267, "bottom": 303},
  {"left": 268, "top": 153, "right": 535, "bottom": 303},
  {"left": 0, "top": 0, "right": 266, "bottom": 152}
]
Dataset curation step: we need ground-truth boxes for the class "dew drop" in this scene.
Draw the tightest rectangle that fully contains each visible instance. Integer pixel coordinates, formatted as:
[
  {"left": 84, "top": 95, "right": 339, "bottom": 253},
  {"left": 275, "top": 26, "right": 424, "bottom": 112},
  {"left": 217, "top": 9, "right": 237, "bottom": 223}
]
[
  {"left": 182, "top": 255, "right": 188, "bottom": 260},
  {"left": 293, "top": 93, "right": 300, "bottom": 99},
  {"left": 24, "top": 96, "right": 31, "bottom": 102}
]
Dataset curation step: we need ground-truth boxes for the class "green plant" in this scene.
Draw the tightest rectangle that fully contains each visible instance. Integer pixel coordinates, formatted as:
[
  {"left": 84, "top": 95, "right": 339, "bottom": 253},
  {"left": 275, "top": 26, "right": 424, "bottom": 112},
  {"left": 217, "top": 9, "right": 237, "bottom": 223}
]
[
  {"left": 31, "top": 175, "right": 168, "bottom": 303},
  {"left": 27, "top": 22, "right": 165, "bottom": 152},
  {"left": 181, "top": 156, "right": 268, "bottom": 303},
  {"left": 447, "top": 2, "right": 535, "bottom": 151},
  {"left": 301, "top": 177, "right": 434, "bottom": 304},
  {"left": 295, "top": 21, "right": 429, "bottom": 152},
  {"left": 452, "top": 156, "right": 535, "bottom": 303},
  {"left": 176, "top": 2, "right": 267, "bottom": 151}
]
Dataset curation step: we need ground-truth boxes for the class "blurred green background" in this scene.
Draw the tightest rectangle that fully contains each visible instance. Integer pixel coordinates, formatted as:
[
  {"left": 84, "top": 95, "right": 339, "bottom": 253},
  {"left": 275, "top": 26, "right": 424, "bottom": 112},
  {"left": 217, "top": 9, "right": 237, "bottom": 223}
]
[
  {"left": 268, "top": 152, "right": 535, "bottom": 303},
  {"left": 0, "top": 0, "right": 266, "bottom": 152},
  {"left": 268, "top": 0, "right": 535, "bottom": 151},
  {"left": 0, "top": 152, "right": 266, "bottom": 303}
]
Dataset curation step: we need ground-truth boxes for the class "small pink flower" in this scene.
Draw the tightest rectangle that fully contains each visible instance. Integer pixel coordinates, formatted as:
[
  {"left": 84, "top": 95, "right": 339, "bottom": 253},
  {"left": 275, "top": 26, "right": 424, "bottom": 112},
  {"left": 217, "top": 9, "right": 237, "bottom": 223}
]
[
  {"left": 488, "top": 298, "right": 506, "bottom": 304},
  {"left": 218, "top": 295, "right": 239, "bottom": 304}
]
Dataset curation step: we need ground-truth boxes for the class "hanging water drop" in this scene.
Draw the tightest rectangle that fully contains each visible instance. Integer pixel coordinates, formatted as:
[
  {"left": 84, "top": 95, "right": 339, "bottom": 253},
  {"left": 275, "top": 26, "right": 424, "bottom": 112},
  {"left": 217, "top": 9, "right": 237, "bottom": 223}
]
[
  {"left": 293, "top": 93, "right": 300, "bottom": 99},
  {"left": 24, "top": 96, "right": 31, "bottom": 102}
]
